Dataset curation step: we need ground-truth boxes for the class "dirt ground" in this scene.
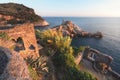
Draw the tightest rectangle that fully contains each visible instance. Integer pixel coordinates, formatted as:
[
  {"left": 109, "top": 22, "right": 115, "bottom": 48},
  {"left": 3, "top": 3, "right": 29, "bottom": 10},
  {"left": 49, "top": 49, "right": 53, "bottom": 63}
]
[{"left": 79, "top": 59, "right": 117, "bottom": 80}]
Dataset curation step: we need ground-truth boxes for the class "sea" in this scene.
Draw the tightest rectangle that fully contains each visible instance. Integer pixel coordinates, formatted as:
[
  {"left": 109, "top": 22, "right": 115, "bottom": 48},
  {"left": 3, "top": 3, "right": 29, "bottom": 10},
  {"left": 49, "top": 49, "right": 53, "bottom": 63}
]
[{"left": 43, "top": 17, "right": 120, "bottom": 74}]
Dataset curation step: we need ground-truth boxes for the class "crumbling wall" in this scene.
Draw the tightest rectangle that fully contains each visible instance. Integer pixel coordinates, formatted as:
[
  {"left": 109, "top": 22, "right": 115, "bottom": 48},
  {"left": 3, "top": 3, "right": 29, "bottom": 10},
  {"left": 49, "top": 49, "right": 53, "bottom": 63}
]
[
  {"left": 0, "top": 23, "right": 39, "bottom": 58},
  {"left": 83, "top": 47, "right": 113, "bottom": 69}
]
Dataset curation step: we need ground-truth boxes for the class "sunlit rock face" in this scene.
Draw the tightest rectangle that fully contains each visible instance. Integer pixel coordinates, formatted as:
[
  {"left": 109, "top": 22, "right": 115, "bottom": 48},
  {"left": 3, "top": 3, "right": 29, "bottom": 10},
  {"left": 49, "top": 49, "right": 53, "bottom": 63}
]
[
  {"left": 0, "top": 47, "right": 32, "bottom": 80},
  {"left": 52, "top": 21, "right": 103, "bottom": 38}
]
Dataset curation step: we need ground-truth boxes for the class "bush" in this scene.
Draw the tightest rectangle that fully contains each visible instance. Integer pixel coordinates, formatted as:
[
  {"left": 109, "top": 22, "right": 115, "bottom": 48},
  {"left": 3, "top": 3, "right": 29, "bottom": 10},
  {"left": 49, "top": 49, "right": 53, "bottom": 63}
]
[
  {"left": 36, "top": 29, "right": 97, "bottom": 80},
  {"left": 28, "top": 66, "right": 39, "bottom": 80},
  {"left": 62, "top": 66, "right": 96, "bottom": 80},
  {"left": 53, "top": 51, "right": 96, "bottom": 80},
  {"left": 35, "top": 29, "right": 41, "bottom": 39},
  {"left": 36, "top": 29, "right": 63, "bottom": 45},
  {"left": 0, "top": 32, "right": 9, "bottom": 40},
  {"left": 36, "top": 29, "right": 73, "bottom": 54},
  {"left": 53, "top": 53, "right": 76, "bottom": 68},
  {"left": 73, "top": 46, "right": 86, "bottom": 56}
]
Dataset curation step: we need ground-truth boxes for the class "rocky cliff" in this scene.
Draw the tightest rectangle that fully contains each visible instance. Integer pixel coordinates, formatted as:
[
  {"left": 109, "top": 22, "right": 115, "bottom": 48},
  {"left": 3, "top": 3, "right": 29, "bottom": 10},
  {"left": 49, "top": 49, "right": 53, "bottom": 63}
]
[
  {"left": 0, "top": 47, "right": 32, "bottom": 80},
  {"left": 52, "top": 21, "right": 103, "bottom": 38},
  {"left": 0, "top": 3, "right": 49, "bottom": 26}
]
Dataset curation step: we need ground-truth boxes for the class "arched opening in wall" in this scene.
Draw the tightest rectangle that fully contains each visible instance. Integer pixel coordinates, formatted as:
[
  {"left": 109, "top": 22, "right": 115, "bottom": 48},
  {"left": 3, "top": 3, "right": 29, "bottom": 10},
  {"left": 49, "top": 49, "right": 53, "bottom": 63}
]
[
  {"left": 14, "top": 37, "right": 25, "bottom": 52},
  {"left": 29, "top": 44, "right": 35, "bottom": 50},
  {"left": 17, "top": 37, "right": 24, "bottom": 44}
]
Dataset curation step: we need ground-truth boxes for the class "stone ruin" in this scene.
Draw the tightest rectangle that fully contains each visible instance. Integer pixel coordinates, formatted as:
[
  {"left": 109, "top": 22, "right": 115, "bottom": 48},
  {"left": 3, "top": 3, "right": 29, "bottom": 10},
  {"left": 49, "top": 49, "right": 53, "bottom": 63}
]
[
  {"left": 0, "top": 23, "right": 39, "bottom": 58},
  {"left": 83, "top": 47, "right": 113, "bottom": 73}
]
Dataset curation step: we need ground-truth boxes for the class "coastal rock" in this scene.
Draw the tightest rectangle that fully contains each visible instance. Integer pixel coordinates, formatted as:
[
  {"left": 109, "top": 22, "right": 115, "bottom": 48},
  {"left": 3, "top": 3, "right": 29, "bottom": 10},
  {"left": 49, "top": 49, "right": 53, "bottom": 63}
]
[
  {"left": 52, "top": 21, "right": 103, "bottom": 38},
  {"left": 0, "top": 47, "right": 32, "bottom": 80},
  {"left": 34, "top": 20, "right": 49, "bottom": 27},
  {"left": 0, "top": 3, "right": 49, "bottom": 26}
]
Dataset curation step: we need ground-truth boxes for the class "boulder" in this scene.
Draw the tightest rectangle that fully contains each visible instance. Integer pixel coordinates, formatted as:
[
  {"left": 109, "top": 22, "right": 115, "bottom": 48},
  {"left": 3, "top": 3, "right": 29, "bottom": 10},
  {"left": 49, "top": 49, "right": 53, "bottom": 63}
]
[{"left": 0, "top": 47, "right": 32, "bottom": 80}]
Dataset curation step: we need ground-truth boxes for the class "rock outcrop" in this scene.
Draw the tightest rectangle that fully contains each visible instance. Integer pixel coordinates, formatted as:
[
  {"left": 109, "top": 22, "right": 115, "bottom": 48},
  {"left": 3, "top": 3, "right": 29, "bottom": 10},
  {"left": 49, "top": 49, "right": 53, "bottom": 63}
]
[
  {"left": 0, "top": 3, "right": 49, "bottom": 26},
  {"left": 0, "top": 47, "right": 32, "bottom": 80},
  {"left": 52, "top": 21, "right": 103, "bottom": 38}
]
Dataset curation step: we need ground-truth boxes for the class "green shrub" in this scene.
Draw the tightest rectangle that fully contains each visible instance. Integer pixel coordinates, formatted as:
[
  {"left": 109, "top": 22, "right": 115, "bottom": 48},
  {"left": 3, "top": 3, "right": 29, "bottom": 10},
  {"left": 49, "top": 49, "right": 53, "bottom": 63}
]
[
  {"left": 53, "top": 53, "right": 96, "bottom": 80},
  {"left": 36, "top": 29, "right": 73, "bottom": 54},
  {"left": 28, "top": 66, "right": 39, "bottom": 80},
  {"left": 68, "top": 67, "right": 97, "bottom": 80},
  {"left": 73, "top": 46, "right": 86, "bottom": 56},
  {"left": 35, "top": 29, "right": 41, "bottom": 39},
  {"left": 53, "top": 53, "right": 76, "bottom": 68},
  {"left": 36, "top": 29, "right": 97, "bottom": 80},
  {"left": 79, "top": 46, "right": 86, "bottom": 52},
  {"left": 0, "top": 32, "right": 9, "bottom": 40},
  {"left": 46, "top": 48, "right": 56, "bottom": 56},
  {"left": 55, "top": 36, "right": 72, "bottom": 48}
]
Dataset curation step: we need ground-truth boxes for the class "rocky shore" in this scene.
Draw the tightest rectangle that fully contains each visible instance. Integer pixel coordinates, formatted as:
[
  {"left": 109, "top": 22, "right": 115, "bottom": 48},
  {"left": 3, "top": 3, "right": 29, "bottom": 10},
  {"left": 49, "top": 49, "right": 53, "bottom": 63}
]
[
  {"left": 34, "top": 20, "right": 49, "bottom": 27},
  {"left": 51, "top": 21, "right": 103, "bottom": 38}
]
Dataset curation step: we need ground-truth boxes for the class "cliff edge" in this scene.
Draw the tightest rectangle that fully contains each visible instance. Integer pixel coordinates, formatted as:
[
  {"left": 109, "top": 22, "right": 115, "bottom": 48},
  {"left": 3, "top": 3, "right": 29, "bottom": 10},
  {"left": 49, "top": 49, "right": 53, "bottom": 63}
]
[{"left": 0, "top": 3, "right": 49, "bottom": 26}]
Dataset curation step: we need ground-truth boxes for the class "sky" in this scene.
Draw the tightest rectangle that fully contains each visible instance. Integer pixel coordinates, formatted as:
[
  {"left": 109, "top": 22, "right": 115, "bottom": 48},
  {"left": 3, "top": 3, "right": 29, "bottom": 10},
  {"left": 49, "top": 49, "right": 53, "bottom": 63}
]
[{"left": 0, "top": 0, "right": 120, "bottom": 17}]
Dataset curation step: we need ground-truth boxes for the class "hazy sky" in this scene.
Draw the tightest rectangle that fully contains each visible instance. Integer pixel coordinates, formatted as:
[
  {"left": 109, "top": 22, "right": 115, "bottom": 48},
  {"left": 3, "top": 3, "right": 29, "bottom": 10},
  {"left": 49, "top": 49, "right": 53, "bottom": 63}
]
[{"left": 0, "top": 0, "right": 120, "bottom": 17}]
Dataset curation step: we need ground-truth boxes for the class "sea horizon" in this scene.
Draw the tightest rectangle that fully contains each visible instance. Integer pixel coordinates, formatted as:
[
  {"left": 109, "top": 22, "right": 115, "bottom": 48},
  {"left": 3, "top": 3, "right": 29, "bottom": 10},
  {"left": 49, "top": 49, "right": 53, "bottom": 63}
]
[
  {"left": 42, "top": 16, "right": 120, "bottom": 18},
  {"left": 0, "top": 1, "right": 120, "bottom": 79}
]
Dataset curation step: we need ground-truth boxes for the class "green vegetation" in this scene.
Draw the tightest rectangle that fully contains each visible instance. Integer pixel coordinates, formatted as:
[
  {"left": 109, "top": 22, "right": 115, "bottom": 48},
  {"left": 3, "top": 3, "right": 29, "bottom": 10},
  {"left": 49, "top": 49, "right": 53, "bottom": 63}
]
[
  {"left": 25, "top": 56, "right": 49, "bottom": 80},
  {"left": 0, "top": 32, "right": 9, "bottom": 40},
  {"left": 36, "top": 29, "right": 97, "bottom": 80},
  {"left": 28, "top": 66, "right": 40, "bottom": 80},
  {"left": 73, "top": 46, "right": 86, "bottom": 57}
]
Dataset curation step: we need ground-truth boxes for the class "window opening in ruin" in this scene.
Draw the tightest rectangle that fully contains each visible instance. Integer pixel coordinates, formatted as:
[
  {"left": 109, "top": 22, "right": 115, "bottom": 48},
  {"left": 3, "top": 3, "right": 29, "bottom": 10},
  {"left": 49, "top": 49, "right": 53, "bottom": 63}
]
[
  {"left": 14, "top": 37, "right": 25, "bottom": 51},
  {"left": 29, "top": 44, "right": 35, "bottom": 50},
  {"left": 88, "top": 52, "right": 95, "bottom": 61}
]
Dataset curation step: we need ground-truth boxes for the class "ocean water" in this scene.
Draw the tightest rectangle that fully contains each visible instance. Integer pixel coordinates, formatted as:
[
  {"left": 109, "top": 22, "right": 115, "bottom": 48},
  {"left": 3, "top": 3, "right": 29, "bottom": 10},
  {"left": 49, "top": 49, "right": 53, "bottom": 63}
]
[{"left": 43, "top": 17, "right": 120, "bottom": 74}]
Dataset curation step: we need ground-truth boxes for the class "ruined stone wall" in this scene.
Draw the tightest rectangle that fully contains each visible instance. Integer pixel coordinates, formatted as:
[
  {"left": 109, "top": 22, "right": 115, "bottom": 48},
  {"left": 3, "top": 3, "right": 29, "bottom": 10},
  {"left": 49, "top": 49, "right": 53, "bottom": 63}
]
[
  {"left": 83, "top": 47, "right": 113, "bottom": 68},
  {"left": 0, "top": 23, "right": 39, "bottom": 58},
  {"left": 0, "top": 38, "right": 15, "bottom": 49}
]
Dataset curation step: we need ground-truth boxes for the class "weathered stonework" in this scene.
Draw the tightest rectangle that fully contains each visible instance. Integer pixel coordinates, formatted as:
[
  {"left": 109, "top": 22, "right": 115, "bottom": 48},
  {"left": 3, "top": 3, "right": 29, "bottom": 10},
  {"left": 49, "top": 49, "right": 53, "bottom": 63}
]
[
  {"left": 83, "top": 47, "right": 113, "bottom": 70},
  {"left": 0, "top": 47, "right": 32, "bottom": 80},
  {"left": 82, "top": 47, "right": 120, "bottom": 79},
  {"left": 0, "top": 23, "right": 39, "bottom": 58}
]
